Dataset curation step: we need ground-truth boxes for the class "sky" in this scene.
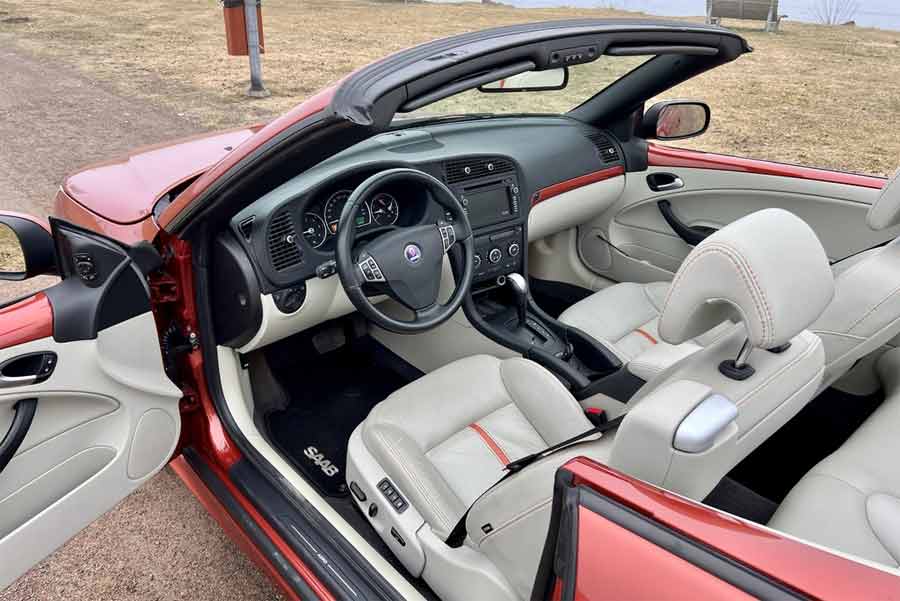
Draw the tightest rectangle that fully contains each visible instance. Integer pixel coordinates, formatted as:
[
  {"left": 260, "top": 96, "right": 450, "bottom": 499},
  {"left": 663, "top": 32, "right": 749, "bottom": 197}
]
[{"left": 504, "top": 0, "right": 900, "bottom": 30}]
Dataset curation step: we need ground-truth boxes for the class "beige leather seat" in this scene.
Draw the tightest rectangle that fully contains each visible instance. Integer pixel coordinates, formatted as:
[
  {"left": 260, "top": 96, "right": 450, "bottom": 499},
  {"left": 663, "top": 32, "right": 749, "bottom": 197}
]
[
  {"left": 346, "top": 354, "right": 615, "bottom": 601},
  {"left": 561, "top": 167, "right": 900, "bottom": 387},
  {"left": 769, "top": 347, "right": 900, "bottom": 568},
  {"left": 346, "top": 209, "right": 835, "bottom": 601}
]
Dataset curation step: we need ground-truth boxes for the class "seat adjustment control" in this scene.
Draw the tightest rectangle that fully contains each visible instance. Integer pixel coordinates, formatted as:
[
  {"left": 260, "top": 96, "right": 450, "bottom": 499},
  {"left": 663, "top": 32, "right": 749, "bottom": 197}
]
[{"left": 377, "top": 477, "right": 408, "bottom": 514}]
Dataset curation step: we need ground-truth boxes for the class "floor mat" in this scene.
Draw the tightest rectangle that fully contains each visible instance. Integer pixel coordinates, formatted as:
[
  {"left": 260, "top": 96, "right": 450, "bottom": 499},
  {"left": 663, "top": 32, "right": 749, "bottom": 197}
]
[
  {"left": 266, "top": 338, "right": 414, "bottom": 497},
  {"left": 704, "top": 477, "right": 778, "bottom": 524},
  {"left": 727, "top": 386, "right": 883, "bottom": 503}
]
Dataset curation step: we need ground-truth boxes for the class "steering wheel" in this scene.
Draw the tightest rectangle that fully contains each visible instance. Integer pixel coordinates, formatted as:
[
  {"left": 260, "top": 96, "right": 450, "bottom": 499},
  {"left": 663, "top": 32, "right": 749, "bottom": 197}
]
[{"left": 336, "top": 168, "right": 474, "bottom": 334}]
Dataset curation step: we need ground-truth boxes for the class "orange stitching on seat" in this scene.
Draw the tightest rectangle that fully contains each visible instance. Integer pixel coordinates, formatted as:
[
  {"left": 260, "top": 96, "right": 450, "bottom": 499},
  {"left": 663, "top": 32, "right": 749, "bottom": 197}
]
[
  {"left": 469, "top": 423, "right": 511, "bottom": 465},
  {"left": 635, "top": 328, "right": 658, "bottom": 345}
]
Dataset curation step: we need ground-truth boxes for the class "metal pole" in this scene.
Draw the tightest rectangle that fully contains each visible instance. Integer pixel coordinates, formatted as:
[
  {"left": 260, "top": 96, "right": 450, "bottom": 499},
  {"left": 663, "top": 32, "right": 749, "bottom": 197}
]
[{"left": 244, "top": 0, "right": 269, "bottom": 98}]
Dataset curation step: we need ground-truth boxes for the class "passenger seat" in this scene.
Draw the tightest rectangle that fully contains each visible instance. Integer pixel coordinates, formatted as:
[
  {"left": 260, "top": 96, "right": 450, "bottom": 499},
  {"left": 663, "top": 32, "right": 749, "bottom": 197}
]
[
  {"left": 560, "top": 167, "right": 900, "bottom": 386},
  {"left": 557, "top": 281, "right": 734, "bottom": 381},
  {"left": 768, "top": 347, "right": 900, "bottom": 568}
]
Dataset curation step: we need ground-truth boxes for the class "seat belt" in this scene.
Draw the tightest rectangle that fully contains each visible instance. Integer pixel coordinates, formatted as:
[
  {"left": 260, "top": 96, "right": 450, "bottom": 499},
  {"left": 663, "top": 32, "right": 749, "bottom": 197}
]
[
  {"left": 444, "top": 414, "right": 625, "bottom": 548},
  {"left": 829, "top": 239, "right": 891, "bottom": 266}
]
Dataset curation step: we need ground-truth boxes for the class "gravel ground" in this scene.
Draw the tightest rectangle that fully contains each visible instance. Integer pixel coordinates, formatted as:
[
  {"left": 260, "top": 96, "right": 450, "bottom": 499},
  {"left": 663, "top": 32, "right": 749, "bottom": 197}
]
[{"left": 0, "top": 44, "right": 283, "bottom": 601}]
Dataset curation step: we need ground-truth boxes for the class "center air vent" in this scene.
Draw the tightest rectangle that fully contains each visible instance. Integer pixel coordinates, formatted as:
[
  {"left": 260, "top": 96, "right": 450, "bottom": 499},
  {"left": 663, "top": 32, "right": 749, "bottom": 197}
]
[
  {"left": 267, "top": 210, "right": 303, "bottom": 272},
  {"left": 444, "top": 157, "right": 514, "bottom": 184},
  {"left": 586, "top": 133, "right": 621, "bottom": 164}
]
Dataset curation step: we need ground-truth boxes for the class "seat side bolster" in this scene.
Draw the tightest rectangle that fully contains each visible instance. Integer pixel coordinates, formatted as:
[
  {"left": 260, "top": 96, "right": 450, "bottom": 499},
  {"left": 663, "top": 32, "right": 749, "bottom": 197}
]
[
  {"left": 498, "top": 357, "right": 591, "bottom": 445},
  {"left": 364, "top": 422, "right": 466, "bottom": 538}
]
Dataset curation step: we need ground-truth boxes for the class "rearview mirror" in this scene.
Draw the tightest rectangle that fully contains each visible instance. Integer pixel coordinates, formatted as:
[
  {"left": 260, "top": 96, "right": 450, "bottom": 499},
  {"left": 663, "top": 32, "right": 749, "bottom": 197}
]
[
  {"left": 0, "top": 214, "right": 56, "bottom": 281},
  {"left": 479, "top": 68, "right": 568, "bottom": 93},
  {"left": 642, "top": 101, "right": 711, "bottom": 140}
]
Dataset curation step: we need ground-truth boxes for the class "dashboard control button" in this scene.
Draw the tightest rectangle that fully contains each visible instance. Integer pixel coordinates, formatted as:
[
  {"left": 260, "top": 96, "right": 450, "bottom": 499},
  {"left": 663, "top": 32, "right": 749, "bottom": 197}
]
[
  {"left": 508, "top": 242, "right": 520, "bottom": 257},
  {"left": 473, "top": 253, "right": 482, "bottom": 269},
  {"left": 488, "top": 248, "right": 503, "bottom": 264}
]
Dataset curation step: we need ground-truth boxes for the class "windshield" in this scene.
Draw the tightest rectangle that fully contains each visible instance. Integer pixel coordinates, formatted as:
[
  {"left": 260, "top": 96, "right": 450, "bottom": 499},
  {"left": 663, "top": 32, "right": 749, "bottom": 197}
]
[{"left": 396, "top": 55, "right": 654, "bottom": 122}]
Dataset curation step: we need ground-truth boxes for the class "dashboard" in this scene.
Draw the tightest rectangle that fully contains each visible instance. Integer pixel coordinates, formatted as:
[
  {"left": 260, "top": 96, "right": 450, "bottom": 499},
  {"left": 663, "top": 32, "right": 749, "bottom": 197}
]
[{"left": 216, "top": 116, "right": 628, "bottom": 349}]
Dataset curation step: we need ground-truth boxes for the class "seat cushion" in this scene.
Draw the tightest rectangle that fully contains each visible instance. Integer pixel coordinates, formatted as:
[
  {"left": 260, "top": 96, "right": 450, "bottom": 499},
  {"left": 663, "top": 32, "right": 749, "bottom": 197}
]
[
  {"left": 559, "top": 282, "right": 733, "bottom": 380},
  {"left": 361, "top": 354, "right": 592, "bottom": 538},
  {"left": 768, "top": 348, "right": 900, "bottom": 567}
]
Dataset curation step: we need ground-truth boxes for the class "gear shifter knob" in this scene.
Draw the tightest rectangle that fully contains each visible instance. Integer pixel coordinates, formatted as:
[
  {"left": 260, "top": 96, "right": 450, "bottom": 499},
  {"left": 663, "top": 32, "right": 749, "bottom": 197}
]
[{"left": 506, "top": 273, "right": 529, "bottom": 328}]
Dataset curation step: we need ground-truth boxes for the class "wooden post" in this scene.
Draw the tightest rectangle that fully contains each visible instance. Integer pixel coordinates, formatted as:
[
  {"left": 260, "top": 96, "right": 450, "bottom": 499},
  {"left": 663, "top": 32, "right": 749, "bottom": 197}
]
[{"left": 244, "top": 0, "right": 269, "bottom": 98}]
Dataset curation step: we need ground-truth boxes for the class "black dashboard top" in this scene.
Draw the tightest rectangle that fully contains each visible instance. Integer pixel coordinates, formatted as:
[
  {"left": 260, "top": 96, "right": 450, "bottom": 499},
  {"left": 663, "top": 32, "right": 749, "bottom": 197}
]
[{"left": 231, "top": 116, "right": 625, "bottom": 293}]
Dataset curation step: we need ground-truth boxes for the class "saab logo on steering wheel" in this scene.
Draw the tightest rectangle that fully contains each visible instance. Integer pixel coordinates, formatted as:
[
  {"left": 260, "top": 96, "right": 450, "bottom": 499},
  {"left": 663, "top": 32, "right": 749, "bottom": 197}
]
[{"left": 404, "top": 243, "right": 422, "bottom": 264}]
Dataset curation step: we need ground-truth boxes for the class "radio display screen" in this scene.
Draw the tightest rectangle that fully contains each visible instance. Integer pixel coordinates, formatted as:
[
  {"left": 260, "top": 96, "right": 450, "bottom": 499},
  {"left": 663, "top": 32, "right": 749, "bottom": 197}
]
[{"left": 464, "top": 184, "right": 513, "bottom": 227}]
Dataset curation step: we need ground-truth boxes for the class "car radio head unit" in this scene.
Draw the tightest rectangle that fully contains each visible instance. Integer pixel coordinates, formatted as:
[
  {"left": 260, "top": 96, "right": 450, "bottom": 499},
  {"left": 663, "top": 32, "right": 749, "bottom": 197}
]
[{"left": 454, "top": 176, "right": 521, "bottom": 229}]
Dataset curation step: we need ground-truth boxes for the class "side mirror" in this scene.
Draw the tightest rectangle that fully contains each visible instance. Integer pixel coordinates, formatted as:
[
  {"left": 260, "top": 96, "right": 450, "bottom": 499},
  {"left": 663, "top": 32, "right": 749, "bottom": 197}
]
[
  {"left": 641, "top": 101, "right": 711, "bottom": 141},
  {"left": 479, "top": 67, "right": 568, "bottom": 93},
  {"left": 0, "top": 213, "right": 57, "bottom": 281}
]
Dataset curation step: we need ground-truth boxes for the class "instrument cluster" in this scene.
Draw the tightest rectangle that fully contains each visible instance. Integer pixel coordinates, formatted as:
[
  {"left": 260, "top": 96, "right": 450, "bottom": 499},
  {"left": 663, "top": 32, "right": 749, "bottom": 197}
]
[{"left": 301, "top": 188, "right": 402, "bottom": 250}]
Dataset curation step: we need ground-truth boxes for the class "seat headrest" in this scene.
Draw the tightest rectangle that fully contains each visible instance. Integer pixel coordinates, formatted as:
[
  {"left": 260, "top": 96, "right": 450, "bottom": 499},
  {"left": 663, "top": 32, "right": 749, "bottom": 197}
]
[
  {"left": 659, "top": 209, "right": 834, "bottom": 350},
  {"left": 866, "top": 168, "right": 900, "bottom": 231}
]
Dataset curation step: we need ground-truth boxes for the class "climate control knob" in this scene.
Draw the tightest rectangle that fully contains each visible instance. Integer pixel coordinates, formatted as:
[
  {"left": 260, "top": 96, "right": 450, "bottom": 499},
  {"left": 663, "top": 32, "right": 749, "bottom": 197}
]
[
  {"left": 508, "top": 242, "right": 520, "bottom": 257},
  {"left": 488, "top": 248, "right": 503, "bottom": 264},
  {"left": 473, "top": 253, "right": 482, "bottom": 269}
]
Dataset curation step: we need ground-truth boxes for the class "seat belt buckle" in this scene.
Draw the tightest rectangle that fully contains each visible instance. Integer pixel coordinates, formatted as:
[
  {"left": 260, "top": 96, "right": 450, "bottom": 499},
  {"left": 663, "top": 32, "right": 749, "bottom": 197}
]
[{"left": 585, "top": 407, "right": 608, "bottom": 427}]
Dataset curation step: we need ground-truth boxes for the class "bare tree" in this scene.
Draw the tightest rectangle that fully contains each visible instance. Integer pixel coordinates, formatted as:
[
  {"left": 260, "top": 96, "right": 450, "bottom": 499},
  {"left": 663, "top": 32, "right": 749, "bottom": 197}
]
[{"left": 810, "top": 0, "right": 860, "bottom": 25}]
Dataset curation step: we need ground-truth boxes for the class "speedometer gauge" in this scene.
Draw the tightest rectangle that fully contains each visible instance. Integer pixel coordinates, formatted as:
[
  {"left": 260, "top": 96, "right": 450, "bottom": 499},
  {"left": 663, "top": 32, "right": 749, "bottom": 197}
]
[
  {"left": 371, "top": 193, "right": 399, "bottom": 226},
  {"left": 324, "top": 189, "right": 371, "bottom": 233},
  {"left": 302, "top": 213, "right": 328, "bottom": 249}
]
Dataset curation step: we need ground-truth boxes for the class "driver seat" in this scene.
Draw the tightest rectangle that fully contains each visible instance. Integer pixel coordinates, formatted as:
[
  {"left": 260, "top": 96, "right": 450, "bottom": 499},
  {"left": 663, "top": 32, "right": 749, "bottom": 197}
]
[{"left": 346, "top": 354, "right": 611, "bottom": 600}]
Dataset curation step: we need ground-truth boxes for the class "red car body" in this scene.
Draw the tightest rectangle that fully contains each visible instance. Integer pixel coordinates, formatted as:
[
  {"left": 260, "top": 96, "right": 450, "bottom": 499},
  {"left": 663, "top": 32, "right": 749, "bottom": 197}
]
[{"left": 3, "top": 22, "right": 899, "bottom": 601}]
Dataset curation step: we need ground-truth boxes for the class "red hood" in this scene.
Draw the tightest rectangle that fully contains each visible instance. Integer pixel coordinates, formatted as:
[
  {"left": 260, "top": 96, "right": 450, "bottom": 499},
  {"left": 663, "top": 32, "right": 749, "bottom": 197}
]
[{"left": 63, "top": 126, "right": 263, "bottom": 225}]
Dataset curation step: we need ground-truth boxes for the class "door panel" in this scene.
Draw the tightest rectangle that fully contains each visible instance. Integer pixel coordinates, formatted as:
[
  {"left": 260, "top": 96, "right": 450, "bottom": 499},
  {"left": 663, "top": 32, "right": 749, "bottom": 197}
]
[
  {"left": 0, "top": 221, "right": 181, "bottom": 588},
  {"left": 578, "top": 161, "right": 891, "bottom": 284},
  {"left": 534, "top": 458, "right": 900, "bottom": 601}
]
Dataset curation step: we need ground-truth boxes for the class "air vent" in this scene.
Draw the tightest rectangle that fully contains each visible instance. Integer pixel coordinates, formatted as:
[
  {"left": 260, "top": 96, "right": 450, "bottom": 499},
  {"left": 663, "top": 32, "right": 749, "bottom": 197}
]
[
  {"left": 444, "top": 157, "right": 515, "bottom": 184},
  {"left": 267, "top": 211, "right": 303, "bottom": 272},
  {"left": 238, "top": 216, "right": 255, "bottom": 241},
  {"left": 586, "top": 133, "right": 621, "bottom": 164}
]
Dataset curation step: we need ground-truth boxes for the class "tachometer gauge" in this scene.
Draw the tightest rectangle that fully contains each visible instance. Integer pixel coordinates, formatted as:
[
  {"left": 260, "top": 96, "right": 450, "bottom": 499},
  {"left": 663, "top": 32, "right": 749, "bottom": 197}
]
[
  {"left": 324, "top": 189, "right": 371, "bottom": 233},
  {"left": 371, "top": 193, "right": 399, "bottom": 226},
  {"left": 302, "top": 212, "right": 328, "bottom": 249}
]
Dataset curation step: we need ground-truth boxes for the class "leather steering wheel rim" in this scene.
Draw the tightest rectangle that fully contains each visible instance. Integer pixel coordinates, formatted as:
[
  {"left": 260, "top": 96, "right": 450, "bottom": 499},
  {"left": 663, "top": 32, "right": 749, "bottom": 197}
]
[{"left": 335, "top": 168, "right": 474, "bottom": 334}]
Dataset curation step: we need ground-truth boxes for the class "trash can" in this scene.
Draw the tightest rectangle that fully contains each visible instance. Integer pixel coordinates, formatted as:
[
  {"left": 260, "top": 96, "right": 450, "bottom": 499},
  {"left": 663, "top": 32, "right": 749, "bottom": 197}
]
[{"left": 223, "top": 0, "right": 265, "bottom": 56}]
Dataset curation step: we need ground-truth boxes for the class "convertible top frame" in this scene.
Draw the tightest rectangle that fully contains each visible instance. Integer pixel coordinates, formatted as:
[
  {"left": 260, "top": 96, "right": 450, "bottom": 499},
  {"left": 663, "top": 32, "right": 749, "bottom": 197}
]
[{"left": 160, "top": 19, "right": 750, "bottom": 234}]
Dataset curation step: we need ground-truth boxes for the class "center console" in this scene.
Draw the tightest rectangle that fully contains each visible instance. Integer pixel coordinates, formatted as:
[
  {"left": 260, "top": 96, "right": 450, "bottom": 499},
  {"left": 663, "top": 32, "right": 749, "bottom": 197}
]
[
  {"left": 443, "top": 156, "right": 622, "bottom": 394},
  {"left": 444, "top": 162, "right": 525, "bottom": 284}
]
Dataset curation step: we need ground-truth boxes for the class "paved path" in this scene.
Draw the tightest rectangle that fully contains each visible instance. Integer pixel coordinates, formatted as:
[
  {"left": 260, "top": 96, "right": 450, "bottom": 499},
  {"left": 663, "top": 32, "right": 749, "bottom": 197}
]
[{"left": 0, "top": 44, "right": 283, "bottom": 601}]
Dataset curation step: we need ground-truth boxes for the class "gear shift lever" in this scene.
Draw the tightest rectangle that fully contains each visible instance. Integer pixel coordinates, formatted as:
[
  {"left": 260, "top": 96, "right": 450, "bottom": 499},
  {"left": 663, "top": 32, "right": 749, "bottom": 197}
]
[{"left": 506, "top": 273, "right": 529, "bottom": 329}]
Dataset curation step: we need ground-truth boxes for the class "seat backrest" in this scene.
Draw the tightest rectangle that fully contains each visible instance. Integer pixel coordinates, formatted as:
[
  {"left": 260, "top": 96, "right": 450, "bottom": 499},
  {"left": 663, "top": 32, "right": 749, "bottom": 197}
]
[
  {"left": 657, "top": 208, "right": 834, "bottom": 352},
  {"left": 812, "top": 168, "right": 900, "bottom": 387},
  {"left": 611, "top": 209, "right": 833, "bottom": 499}
]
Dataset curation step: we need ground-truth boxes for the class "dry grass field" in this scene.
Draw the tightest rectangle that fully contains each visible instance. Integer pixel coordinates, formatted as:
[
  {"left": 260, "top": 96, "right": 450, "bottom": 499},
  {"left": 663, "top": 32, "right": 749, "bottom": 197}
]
[{"left": 0, "top": 0, "right": 898, "bottom": 176}]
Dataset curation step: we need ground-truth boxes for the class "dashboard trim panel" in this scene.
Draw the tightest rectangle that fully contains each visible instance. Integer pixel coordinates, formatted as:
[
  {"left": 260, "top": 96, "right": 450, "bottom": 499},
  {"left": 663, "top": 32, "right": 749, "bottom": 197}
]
[{"left": 532, "top": 165, "right": 626, "bottom": 206}]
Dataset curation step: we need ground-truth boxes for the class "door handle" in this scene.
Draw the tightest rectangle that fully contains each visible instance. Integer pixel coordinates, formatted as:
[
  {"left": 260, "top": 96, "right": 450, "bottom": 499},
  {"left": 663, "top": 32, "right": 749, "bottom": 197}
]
[
  {"left": 647, "top": 172, "right": 685, "bottom": 192},
  {"left": 0, "top": 398, "right": 37, "bottom": 474},
  {"left": 657, "top": 200, "right": 717, "bottom": 246},
  {"left": 0, "top": 352, "right": 57, "bottom": 388}
]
